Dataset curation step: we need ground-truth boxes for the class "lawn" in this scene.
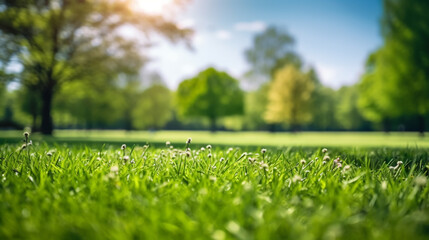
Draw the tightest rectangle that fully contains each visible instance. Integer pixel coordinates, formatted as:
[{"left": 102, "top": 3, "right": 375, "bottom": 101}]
[
  {"left": 1, "top": 130, "right": 429, "bottom": 148},
  {"left": 1, "top": 131, "right": 429, "bottom": 239}
]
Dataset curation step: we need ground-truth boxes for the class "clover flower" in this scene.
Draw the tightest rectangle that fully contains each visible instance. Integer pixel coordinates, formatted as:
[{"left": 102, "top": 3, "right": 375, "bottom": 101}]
[
  {"left": 110, "top": 165, "right": 119, "bottom": 173},
  {"left": 260, "top": 161, "right": 269, "bottom": 170},
  {"left": 390, "top": 161, "right": 404, "bottom": 171},
  {"left": 292, "top": 175, "right": 302, "bottom": 182},
  {"left": 414, "top": 176, "right": 427, "bottom": 187}
]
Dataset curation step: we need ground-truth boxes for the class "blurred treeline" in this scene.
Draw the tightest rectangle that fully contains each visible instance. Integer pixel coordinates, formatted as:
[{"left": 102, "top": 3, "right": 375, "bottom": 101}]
[{"left": 0, "top": 0, "right": 428, "bottom": 133}]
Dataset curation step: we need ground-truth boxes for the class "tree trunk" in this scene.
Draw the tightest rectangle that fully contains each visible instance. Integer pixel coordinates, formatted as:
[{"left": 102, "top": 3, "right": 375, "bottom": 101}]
[
  {"left": 382, "top": 118, "right": 390, "bottom": 134},
  {"left": 31, "top": 112, "right": 38, "bottom": 132},
  {"left": 124, "top": 109, "right": 133, "bottom": 131},
  {"left": 40, "top": 87, "right": 54, "bottom": 135},
  {"left": 210, "top": 117, "right": 216, "bottom": 132},
  {"left": 268, "top": 123, "right": 277, "bottom": 132},
  {"left": 418, "top": 115, "right": 425, "bottom": 137},
  {"left": 290, "top": 123, "right": 299, "bottom": 132}
]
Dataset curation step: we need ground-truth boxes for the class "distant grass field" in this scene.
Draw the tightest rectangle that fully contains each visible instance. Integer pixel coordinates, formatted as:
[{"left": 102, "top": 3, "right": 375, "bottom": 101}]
[
  {"left": 1, "top": 131, "right": 429, "bottom": 239},
  {"left": 1, "top": 130, "right": 429, "bottom": 148}
]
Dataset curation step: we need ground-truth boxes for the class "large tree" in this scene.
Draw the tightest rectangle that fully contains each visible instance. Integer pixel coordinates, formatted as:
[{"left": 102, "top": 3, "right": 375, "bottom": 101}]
[
  {"left": 176, "top": 67, "right": 244, "bottom": 131},
  {"left": 359, "top": 0, "right": 429, "bottom": 135},
  {"left": 383, "top": 0, "right": 429, "bottom": 135},
  {"left": 335, "top": 85, "right": 370, "bottom": 130},
  {"left": 265, "top": 65, "right": 314, "bottom": 131},
  {"left": 132, "top": 84, "right": 172, "bottom": 130},
  {"left": 244, "top": 26, "right": 301, "bottom": 86},
  {"left": 358, "top": 51, "right": 399, "bottom": 132},
  {"left": 0, "top": 0, "right": 191, "bottom": 134}
]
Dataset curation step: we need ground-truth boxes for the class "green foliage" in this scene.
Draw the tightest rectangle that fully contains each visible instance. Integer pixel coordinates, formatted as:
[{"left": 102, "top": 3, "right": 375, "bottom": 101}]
[
  {"left": 0, "top": 0, "right": 191, "bottom": 134},
  {"left": 308, "top": 86, "right": 338, "bottom": 130},
  {"left": 133, "top": 84, "right": 172, "bottom": 129},
  {"left": 336, "top": 86, "right": 368, "bottom": 130},
  {"left": 358, "top": 50, "right": 401, "bottom": 125},
  {"left": 176, "top": 67, "right": 244, "bottom": 129},
  {"left": 1, "top": 135, "right": 429, "bottom": 239},
  {"left": 242, "top": 83, "right": 270, "bottom": 130},
  {"left": 359, "top": 0, "right": 429, "bottom": 133},
  {"left": 0, "top": 82, "right": 6, "bottom": 119},
  {"left": 245, "top": 26, "right": 300, "bottom": 83},
  {"left": 53, "top": 77, "right": 124, "bottom": 128},
  {"left": 265, "top": 65, "right": 314, "bottom": 129}
]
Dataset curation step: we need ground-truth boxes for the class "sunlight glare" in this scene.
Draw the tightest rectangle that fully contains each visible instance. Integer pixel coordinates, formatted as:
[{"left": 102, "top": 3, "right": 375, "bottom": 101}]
[{"left": 132, "top": 0, "right": 174, "bottom": 14}]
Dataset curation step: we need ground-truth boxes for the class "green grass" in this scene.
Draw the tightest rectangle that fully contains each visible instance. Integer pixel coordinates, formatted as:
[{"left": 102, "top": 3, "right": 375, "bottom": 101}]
[
  {"left": 1, "top": 130, "right": 429, "bottom": 147},
  {"left": 1, "top": 132, "right": 429, "bottom": 239}
]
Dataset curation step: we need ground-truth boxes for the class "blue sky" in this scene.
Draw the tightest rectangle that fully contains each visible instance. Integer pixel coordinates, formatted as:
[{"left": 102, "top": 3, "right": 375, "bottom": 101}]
[{"left": 146, "top": 0, "right": 383, "bottom": 89}]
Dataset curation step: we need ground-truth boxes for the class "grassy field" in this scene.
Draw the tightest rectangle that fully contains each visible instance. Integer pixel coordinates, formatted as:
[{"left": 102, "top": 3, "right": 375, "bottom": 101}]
[
  {"left": 1, "top": 130, "right": 429, "bottom": 148},
  {"left": 1, "top": 131, "right": 429, "bottom": 239}
]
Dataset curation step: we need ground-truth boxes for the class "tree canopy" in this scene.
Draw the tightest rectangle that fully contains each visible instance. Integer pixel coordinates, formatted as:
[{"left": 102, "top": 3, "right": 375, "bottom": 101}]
[
  {"left": 0, "top": 0, "right": 192, "bottom": 134},
  {"left": 176, "top": 67, "right": 244, "bottom": 131},
  {"left": 358, "top": 0, "right": 429, "bottom": 134},
  {"left": 133, "top": 84, "right": 172, "bottom": 130},
  {"left": 244, "top": 26, "right": 301, "bottom": 85},
  {"left": 265, "top": 65, "right": 314, "bottom": 130}
]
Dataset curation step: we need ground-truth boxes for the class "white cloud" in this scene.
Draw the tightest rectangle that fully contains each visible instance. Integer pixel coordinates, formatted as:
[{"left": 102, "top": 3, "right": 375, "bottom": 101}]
[
  {"left": 193, "top": 32, "right": 206, "bottom": 46},
  {"left": 315, "top": 64, "right": 338, "bottom": 84},
  {"left": 178, "top": 18, "right": 195, "bottom": 29},
  {"left": 214, "top": 30, "right": 231, "bottom": 40},
  {"left": 180, "top": 64, "right": 198, "bottom": 77},
  {"left": 234, "top": 21, "right": 267, "bottom": 32}
]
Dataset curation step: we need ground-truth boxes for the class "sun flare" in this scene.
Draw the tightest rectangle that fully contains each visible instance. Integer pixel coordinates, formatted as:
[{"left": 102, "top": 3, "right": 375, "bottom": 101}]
[{"left": 131, "top": 0, "right": 174, "bottom": 14}]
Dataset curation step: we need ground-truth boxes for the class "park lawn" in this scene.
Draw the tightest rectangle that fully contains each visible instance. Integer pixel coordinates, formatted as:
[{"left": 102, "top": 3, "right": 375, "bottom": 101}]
[
  {"left": 1, "top": 132, "right": 429, "bottom": 239},
  {"left": 1, "top": 130, "right": 429, "bottom": 148}
]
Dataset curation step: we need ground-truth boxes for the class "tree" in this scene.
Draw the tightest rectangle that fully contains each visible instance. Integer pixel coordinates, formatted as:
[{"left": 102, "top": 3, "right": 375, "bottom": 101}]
[
  {"left": 358, "top": 51, "right": 398, "bottom": 132},
  {"left": 53, "top": 74, "right": 124, "bottom": 129},
  {"left": 335, "top": 85, "right": 369, "bottom": 130},
  {"left": 16, "top": 86, "right": 41, "bottom": 130},
  {"left": 383, "top": 0, "right": 429, "bottom": 135},
  {"left": 265, "top": 65, "right": 314, "bottom": 131},
  {"left": 242, "top": 83, "right": 270, "bottom": 130},
  {"left": 305, "top": 69, "right": 338, "bottom": 131},
  {"left": 0, "top": 0, "right": 191, "bottom": 134},
  {"left": 359, "top": 0, "right": 429, "bottom": 135},
  {"left": 176, "top": 67, "right": 244, "bottom": 131},
  {"left": 132, "top": 84, "right": 172, "bottom": 130},
  {"left": 244, "top": 26, "right": 300, "bottom": 85}
]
